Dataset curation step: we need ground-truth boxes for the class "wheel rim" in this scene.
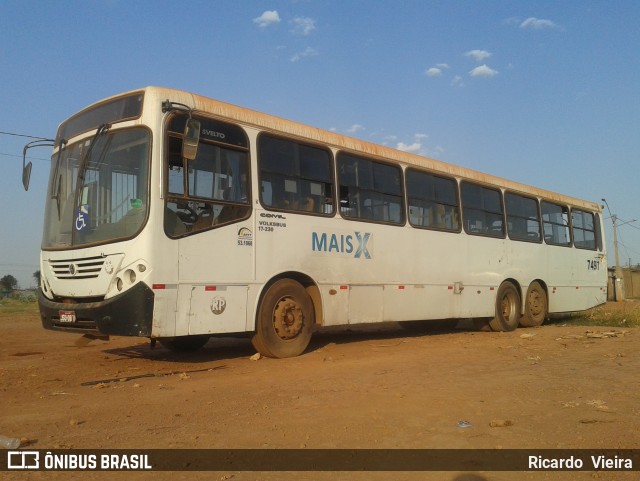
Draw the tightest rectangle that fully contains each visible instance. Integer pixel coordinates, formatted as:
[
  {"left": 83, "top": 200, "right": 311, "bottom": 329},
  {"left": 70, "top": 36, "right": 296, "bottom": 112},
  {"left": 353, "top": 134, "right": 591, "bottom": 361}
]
[
  {"left": 272, "top": 296, "right": 304, "bottom": 340},
  {"left": 501, "top": 291, "right": 518, "bottom": 321}
]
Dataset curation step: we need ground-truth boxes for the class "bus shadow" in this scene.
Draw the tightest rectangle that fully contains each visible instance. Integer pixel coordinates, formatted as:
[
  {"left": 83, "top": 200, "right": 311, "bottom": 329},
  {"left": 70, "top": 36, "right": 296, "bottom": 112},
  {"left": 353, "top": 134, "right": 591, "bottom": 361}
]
[
  {"left": 309, "top": 319, "right": 472, "bottom": 351},
  {"left": 99, "top": 319, "right": 474, "bottom": 364},
  {"left": 101, "top": 335, "right": 255, "bottom": 364}
]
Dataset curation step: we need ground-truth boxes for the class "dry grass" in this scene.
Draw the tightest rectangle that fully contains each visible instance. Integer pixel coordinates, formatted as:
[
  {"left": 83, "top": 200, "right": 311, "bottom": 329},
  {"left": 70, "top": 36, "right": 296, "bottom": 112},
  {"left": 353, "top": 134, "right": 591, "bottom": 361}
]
[
  {"left": 0, "top": 297, "right": 38, "bottom": 316},
  {"left": 562, "top": 300, "right": 640, "bottom": 328}
]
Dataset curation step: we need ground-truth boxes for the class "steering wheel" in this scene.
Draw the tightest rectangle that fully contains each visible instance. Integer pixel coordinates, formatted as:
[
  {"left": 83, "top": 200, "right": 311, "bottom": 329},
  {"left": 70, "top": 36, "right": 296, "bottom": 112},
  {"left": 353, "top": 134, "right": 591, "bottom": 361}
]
[{"left": 176, "top": 204, "right": 199, "bottom": 224}]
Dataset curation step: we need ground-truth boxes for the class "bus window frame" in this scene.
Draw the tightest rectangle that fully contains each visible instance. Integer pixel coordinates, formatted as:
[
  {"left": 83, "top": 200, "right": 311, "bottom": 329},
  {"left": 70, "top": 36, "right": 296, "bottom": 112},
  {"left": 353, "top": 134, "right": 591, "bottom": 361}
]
[
  {"left": 405, "top": 167, "right": 461, "bottom": 233},
  {"left": 594, "top": 212, "right": 604, "bottom": 252},
  {"left": 541, "top": 200, "right": 572, "bottom": 247},
  {"left": 571, "top": 207, "right": 598, "bottom": 251},
  {"left": 504, "top": 191, "right": 543, "bottom": 244},
  {"left": 337, "top": 151, "right": 406, "bottom": 227},
  {"left": 257, "top": 132, "right": 336, "bottom": 218},
  {"left": 163, "top": 114, "right": 252, "bottom": 238},
  {"left": 460, "top": 180, "right": 506, "bottom": 239}
]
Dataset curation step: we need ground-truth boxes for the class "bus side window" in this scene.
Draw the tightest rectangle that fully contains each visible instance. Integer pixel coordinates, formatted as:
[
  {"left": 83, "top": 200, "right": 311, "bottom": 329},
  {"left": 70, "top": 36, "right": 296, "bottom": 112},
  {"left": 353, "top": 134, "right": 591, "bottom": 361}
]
[
  {"left": 461, "top": 182, "right": 504, "bottom": 237},
  {"left": 165, "top": 116, "right": 251, "bottom": 237},
  {"left": 505, "top": 192, "right": 541, "bottom": 242},
  {"left": 337, "top": 153, "right": 404, "bottom": 225},
  {"left": 165, "top": 202, "right": 188, "bottom": 236},
  {"left": 572, "top": 208, "right": 597, "bottom": 250},
  {"left": 406, "top": 169, "right": 459, "bottom": 232},
  {"left": 541, "top": 201, "right": 571, "bottom": 246},
  {"left": 258, "top": 134, "right": 334, "bottom": 215}
]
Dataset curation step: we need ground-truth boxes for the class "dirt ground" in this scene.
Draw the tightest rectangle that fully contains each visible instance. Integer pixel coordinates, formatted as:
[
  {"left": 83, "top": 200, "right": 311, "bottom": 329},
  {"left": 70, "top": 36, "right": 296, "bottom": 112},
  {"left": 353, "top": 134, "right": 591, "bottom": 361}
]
[{"left": 1, "top": 302, "right": 638, "bottom": 481}]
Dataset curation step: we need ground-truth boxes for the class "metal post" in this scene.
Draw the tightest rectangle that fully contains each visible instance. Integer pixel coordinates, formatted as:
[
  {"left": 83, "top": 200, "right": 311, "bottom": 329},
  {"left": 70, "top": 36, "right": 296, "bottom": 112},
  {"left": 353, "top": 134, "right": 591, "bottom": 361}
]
[
  {"left": 602, "top": 199, "right": 625, "bottom": 302},
  {"left": 611, "top": 214, "right": 625, "bottom": 302}
]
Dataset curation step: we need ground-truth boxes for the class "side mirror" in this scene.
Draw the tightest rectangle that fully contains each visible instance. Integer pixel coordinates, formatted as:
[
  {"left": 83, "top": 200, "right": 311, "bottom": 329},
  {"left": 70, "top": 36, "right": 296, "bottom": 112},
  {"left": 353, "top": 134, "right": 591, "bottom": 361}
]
[
  {"left": 22, "top": 138, "right": 55, "bottom": 191},
  {"left": 182, "top": 118, "right": 201, "bottom": 161}
]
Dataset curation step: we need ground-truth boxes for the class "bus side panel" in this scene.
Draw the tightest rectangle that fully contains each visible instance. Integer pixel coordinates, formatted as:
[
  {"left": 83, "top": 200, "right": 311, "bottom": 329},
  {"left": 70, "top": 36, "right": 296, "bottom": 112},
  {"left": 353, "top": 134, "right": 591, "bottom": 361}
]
[
  {"left": 547, "top": 247, "right": 607, "bottom": 313},
  {"left": 188, "top": 285, "right": 249, "bottom": 334},
  {"left": 319, "top": 285, "right": 349, "bottom": 326},
  {"left": 383, "top": 285, "right": 455, "bottom": 321},
  {"left": 144, "top": 200, "right": 179, "bottom": 338},
  {"left": 348, "top": 285, "right": 383, "bottom": 323},
  {"left": 151, "top": 289, "right": 177, "bottom": 337}
]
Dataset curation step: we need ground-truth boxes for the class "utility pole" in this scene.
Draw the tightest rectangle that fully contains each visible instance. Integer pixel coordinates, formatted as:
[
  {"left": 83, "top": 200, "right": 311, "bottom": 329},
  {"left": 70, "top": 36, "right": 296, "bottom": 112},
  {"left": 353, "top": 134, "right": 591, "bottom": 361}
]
[{"left": 602, "top": 199, "right": 625, "bottom": 302}]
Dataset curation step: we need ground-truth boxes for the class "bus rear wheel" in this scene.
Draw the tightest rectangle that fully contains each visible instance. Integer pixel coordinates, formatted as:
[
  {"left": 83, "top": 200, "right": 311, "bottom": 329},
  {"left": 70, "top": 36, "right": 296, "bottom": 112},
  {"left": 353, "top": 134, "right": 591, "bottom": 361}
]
[
  {"left": 251, "top": 279, "right": 314, "bottom": 358},
  {"left": 520, "top": 281, "right": 547, "bottom": 327},
  {"left": 489, "top": 282, "right": 521, "bottom": 332}
]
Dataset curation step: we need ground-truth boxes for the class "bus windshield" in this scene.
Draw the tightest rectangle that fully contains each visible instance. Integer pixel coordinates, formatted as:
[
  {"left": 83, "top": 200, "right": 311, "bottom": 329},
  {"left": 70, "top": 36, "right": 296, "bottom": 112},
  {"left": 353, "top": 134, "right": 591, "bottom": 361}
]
[{"left": 42, "top": 127, "right": 150, "bottom": 249}]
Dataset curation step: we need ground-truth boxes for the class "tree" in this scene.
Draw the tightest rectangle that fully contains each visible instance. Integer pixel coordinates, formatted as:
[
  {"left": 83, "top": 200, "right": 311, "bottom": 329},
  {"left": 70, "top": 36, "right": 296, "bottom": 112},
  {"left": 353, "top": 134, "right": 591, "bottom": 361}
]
[
  {"left": 33, "top": 270, "right": 41, "bottom": 287},
  {"left": 0, "top": 274, "right": 18, "bottom": 291}
]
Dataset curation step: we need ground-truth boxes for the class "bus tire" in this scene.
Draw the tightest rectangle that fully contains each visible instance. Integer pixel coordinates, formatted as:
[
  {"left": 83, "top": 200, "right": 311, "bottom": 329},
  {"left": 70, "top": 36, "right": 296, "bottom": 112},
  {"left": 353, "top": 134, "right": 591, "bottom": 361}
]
[
  {"left": 520, "top": 281, "right": 547, "bottom": 327},
  {"left": 251, "top": 279, "right": 314, "bottom": 358},
  {"left": 159, "top": 335, "right": 210, "bottom": 352},
  {"left": 488, "top": 282, "right": 521, "bottom": 332}
]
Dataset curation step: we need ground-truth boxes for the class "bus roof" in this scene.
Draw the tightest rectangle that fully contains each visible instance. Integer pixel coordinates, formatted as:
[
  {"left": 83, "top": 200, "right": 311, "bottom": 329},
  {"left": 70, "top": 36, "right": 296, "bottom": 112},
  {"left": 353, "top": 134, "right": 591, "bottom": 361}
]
[{"left": 116, "top": 86, "right": 603, "bottom": 212}]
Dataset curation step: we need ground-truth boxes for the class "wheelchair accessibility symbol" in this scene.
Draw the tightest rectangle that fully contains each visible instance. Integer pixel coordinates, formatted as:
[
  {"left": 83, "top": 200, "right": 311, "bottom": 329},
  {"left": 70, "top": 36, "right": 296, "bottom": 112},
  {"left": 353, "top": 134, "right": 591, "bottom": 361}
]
[{"left": 75, "top": 205, "right": 89, "bottom": 232}]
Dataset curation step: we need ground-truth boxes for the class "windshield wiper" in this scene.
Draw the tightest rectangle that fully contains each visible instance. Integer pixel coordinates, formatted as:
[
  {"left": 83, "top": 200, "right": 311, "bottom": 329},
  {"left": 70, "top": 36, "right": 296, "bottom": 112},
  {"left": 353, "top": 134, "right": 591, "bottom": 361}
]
[
  {"left": 49, "top": 138, "right": 68, "bottom": 220},
  {"left": 77, "top": 123, "right": 111, "bottom": 185},
  {"left": 70, "top": 124, "right": 111, "bottom": 235}
]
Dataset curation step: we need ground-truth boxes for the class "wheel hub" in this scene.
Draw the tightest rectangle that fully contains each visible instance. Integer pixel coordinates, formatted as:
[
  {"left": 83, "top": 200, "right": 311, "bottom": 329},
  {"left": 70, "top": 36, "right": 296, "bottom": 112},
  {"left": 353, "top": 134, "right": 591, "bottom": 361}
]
[
  {"left": 528, "top": 291, "right": 543, "bottom": 317},
  {"left": 273, "top": 298, "right": 304, "bottom": 340},
  {"left": 501, "top": 294, "right": 516, "bottom": 320}
]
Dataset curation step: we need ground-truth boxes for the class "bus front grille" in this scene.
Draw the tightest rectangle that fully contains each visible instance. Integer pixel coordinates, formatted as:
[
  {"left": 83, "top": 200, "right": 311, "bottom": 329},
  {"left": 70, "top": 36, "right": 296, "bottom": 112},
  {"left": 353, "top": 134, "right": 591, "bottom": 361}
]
[{"left": 49, "top": 256, "right": 106, "bottom": 280}]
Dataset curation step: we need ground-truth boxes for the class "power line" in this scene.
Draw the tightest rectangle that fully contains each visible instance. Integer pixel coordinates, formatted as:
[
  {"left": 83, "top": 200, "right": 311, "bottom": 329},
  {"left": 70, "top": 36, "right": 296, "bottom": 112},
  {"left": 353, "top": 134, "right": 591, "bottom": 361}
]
[
  {"left": 0, "top": 130, "right": 50, "bottom": 141},
  {"left": 0, "top": 152, "right": 49, "bottom": 162},
  {"left": 0, "top": 263, "right": 40, "bottom": 268}
]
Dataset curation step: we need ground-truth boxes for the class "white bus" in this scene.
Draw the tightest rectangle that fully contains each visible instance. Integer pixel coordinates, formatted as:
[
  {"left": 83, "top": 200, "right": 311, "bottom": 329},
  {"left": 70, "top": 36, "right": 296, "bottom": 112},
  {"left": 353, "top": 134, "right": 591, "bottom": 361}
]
[{"left": 24, "top": 87, "right": 607, "bottom": 358}]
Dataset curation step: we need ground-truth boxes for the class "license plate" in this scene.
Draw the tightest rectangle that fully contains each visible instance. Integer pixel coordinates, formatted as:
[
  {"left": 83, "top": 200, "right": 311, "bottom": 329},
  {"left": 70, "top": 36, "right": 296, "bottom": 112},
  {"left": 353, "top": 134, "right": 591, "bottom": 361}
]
[{"left": 59, "top": 310, "right": 77, "bottom": 323}]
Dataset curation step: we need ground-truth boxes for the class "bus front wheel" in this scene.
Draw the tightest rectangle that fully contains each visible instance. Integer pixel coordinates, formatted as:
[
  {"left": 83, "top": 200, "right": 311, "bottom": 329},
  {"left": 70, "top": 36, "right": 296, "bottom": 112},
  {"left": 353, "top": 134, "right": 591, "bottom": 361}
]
[
  {"left": 252, "top": 279, "right": 314, "bottom": 358},
  {"left": 489, "top": 282, "right": 521, "bottom": 332}
]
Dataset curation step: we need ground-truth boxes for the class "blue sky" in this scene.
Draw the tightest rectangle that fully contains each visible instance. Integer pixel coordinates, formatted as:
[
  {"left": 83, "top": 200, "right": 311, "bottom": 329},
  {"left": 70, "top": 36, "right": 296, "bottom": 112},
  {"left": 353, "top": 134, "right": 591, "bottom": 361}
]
[{"left": 1, "top": 0, "right": 639, "bottom": 288}]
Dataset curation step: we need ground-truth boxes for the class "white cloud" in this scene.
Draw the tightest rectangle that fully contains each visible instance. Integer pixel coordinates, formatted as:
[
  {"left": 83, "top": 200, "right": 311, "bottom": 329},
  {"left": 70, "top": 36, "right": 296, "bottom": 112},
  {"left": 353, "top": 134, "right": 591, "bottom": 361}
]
[
  {"left": 253, "top": 11, "right": 281, "bottom": 28},
  {"left": 451, "top": 75, "right": 464, "bottom": 87},
  {"left": 290, "top": 47, "right": 319, "bottom": 62},
  {"left": 397, "top": 142, "right": 422, "bottom": 153},
  {"left": 503, "top": 17, "right": 521, "bottom": 27},
  {"left": 425, "top": 63, "right": 449, "bottom": 77},
  {"left": 469, "top": 64, "right": 498, "bottom": 78},
  {"left": 346, "top": 124, "right": 365, "bottom": 134},
  {"left": 291, "top": 17, "right": 316, "bottom": 36},
  {"left": 520, "top": 17, "right": 558, "bottom": 30},
  {"left": 382, "top": 135, "right": 398, "bottom": 145},
  {"left": 397, "top": 134, "right": 429, "bottom": 154},
  {"left": 465, "top": 49, "right": 492, "bottom": 62}
]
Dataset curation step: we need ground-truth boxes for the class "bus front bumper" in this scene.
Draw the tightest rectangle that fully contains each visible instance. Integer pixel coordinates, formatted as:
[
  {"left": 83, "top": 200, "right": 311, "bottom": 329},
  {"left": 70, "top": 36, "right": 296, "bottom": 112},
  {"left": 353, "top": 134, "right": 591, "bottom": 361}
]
[{"left": 38, "top": 283, "right": 154, "bottom": 337}]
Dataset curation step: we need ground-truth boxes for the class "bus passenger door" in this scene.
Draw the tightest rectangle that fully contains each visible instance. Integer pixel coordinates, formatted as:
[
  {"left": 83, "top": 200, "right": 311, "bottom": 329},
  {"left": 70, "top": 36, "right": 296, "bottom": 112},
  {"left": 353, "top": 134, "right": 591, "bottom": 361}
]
[{"left": 176, "top": 223, "right": 254, "bottom": 336}]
